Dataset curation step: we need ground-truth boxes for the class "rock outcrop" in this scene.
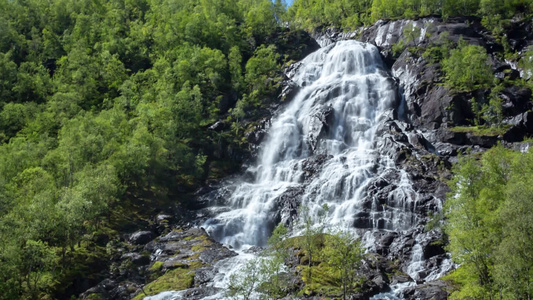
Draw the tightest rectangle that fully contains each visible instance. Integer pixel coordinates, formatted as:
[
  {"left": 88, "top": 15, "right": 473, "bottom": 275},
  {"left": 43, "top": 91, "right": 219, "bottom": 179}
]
[
  {"left": 81, "top": 227, "right": 236, "bottom": 300},
  {"left": 310, "top": 16, "right": 532, "bottom": 298}
]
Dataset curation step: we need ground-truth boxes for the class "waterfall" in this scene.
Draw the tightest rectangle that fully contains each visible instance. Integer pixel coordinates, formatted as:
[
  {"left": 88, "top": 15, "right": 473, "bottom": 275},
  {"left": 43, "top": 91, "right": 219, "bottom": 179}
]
[
  {"left": 203, "top": 40, "right": 419, "bottom": 250},
  {"left": 145, "top": 40, "right": 451, "bottom": 300}
]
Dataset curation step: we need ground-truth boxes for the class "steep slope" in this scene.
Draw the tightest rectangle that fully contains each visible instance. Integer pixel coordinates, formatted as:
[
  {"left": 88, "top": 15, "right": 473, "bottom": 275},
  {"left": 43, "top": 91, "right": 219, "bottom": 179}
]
[{"left": 81, "top": 16, "right": 533, "bottom": 300}]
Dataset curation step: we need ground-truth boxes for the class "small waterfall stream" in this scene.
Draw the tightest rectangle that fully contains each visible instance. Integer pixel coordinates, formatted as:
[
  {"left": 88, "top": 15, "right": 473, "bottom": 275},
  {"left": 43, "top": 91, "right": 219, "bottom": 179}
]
[{"left": 146, "top": 40, "right": 451, "bottom": 300}]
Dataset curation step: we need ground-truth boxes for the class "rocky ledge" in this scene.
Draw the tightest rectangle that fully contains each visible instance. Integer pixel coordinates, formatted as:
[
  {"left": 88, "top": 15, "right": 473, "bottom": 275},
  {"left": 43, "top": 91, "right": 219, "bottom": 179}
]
[{"left": 81, "top": 225, "right": 236, "bottom": 300}]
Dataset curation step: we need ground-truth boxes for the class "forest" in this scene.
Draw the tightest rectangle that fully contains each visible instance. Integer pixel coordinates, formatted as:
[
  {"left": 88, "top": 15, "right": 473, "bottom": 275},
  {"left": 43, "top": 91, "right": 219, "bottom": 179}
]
[{"left": 0, "top": 0, "right": 532, "bottom": 299}]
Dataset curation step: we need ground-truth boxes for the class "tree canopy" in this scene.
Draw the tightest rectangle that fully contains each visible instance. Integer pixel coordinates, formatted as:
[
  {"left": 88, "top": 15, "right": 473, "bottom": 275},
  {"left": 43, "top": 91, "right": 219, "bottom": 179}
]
[
  {"left": 0, "top": 0, "right": 291, "bottom": 298},
  {"left": 287, "top": 0, "right": 533, "bottom": 30},
  {"left": 445, "top": 145, "right": 533, "bottom": 299}
]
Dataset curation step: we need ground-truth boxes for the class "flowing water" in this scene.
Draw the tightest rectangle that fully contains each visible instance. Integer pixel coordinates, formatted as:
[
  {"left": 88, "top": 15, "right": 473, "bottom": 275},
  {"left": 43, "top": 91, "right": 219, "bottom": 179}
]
[
  {"left": 147, "top": 40, "right": 449, "bottom": 300},
  {"left": 203, "top": 40, "right": 418, "bottom": 249}
]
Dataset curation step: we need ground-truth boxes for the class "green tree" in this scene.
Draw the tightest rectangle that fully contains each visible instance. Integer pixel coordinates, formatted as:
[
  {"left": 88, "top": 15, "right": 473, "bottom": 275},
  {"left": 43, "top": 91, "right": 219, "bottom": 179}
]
[
  {"left": 442, "top": 43, "right": 493, "bottom": 91},
  {"left": 20, "top": 240, "right": 58, "bottom": 298},
  {"left": 323, "top": 230, "right": 364, "bottom": 300},
  {"left": 493, "top": 152, "right": 533, "bottom": 298},
  {"left": 445, "top": 147, "right": 509, "bottom": 298},
  {"left": 297, "top": 204, "right": 329, "bottom": 285},
  {"left": 226, "top": 259, "right": 264, "bottom": 300},
  {"left": 445, "top": 145, "right": 533, "bottom": 298}
]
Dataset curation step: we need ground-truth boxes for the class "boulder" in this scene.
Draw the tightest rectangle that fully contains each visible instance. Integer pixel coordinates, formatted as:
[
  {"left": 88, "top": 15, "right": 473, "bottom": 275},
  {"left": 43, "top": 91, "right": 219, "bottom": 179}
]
[
  {"left": 120, "top": 253, "right": 150, "bottom": 266},
  {"left": 129, "top": 231, "right": 153, "bottom": 245},
  {"left": 403, "top": 280, "right": 451, "bottom": 300}
]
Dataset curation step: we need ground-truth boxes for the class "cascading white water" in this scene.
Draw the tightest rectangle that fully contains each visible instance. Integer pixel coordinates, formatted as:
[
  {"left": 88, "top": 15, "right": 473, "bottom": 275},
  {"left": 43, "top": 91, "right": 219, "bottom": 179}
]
[
  {"left": 204, "top": 40, "right": 418, "bottom": 250},
  {"left": 145, "top": 40, "right": 451, "bottom": 300}
]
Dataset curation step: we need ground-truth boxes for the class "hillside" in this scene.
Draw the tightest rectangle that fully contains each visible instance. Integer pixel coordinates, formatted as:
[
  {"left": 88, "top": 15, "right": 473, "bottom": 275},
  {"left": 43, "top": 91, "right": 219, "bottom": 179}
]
[{"left": 0, "top": 0, "right": 532, "bottom": 299}]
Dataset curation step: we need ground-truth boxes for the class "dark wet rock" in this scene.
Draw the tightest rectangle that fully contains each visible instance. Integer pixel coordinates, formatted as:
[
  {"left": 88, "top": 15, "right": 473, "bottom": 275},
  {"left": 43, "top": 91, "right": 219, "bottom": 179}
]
[
  {"left": 194, "top": 267, "right": 217, "bottom": 286},
  {"left": 499, "top": 86, "right": 532, "bottom": 116},
  {"left": 244, "top": 116, "right": 272, "bottom": 146},
  {"left": 194, "top": 184, "right": 235, "bottom": 209},
  {"left": 280, "top": 79, "right": 300, "bottom": 102},
  {"left": 352, "top": 256, "right": 391, "bottom": 299},
  {"left": 274, "top": 186, "right": 305, "bottom": 226},
  {"left": 80, "top": 279, "right": 142, "bottom": 300},
  {"left": 199, "top": 247, "right": 237, "bottom": 264},
  {"left": 121, "top": 253, "right": 150, "bottom": 266},
  {"left": 375, "top": 232, "right": 398, "bottom": 256},
  {"left": 466, "top": 133, "right": 499, "bottom": 148},
  {"left": 177, "top": 286, "right": 220, "bottom": 300},
  {"left": 108, "top": 281, "right": 142, "bottom": 300},
  {"left": 403, "top": 280, "right": 451, "bottom": 300},
  {"left": 243, "top": 246, "right": 264, "bottom": 254},
  {"left": 391, "top": 274, "right": 412, "bottom": 285},
  {"left": 495, "top": 68, "right": 520, "bottom": 80},
  {"left": 301, "top": 154, "right": 330, "bottom": 181},
  {"left": 507, "top": 20, "right": 533, "bottom": 52},
  {"left": 305, "top": 104, "right": 335, "bottom": 152},
  {"left": 274, "top": 28, "right": 321, "bottom": 63},
  {"left": 504, "top": 111, "right": 533, "bottom": 142},
  {"left": 129, "top": 231, "right": 153, "bottom": 245},
  {"left": 80, "top": 279, "right": 117, "bottom": 300},
  {"left": 423, "top": 243, "right": 446, "bottom": 260}
]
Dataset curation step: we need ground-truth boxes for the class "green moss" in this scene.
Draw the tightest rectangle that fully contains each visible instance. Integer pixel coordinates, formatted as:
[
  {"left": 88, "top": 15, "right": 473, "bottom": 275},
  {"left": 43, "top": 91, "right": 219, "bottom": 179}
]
[
  {"left": 449, "top": 125, "right": 510, "bottom": 136},
  {"left": 191, "top": 244, "right": 206, "bottom": 252},
  {"left": 149, "top": 261, "right": 163, "bottom": 272},
  {"left": 188, "top": 260, "right": 203, "bottom": 269},
  {"left": 85, "top": 293, "right": 103, "bottom": 300},
  {"left": 132, "top": 267, "right": 195, "bottom": 300}
]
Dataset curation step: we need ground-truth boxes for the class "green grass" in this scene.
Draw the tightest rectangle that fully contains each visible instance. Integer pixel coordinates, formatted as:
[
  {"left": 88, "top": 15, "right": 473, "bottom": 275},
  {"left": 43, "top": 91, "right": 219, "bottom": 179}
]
[{"left": 449, "top": 125, "right": 511, "bottom": 136}]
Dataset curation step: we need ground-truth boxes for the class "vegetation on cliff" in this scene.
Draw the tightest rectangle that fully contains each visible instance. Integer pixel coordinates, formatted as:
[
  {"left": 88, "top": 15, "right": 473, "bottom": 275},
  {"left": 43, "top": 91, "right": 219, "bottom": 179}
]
[
  {"left": 1, "top": 0, "right": 533, "bottom": 299},
  {"left": 445, "top": 145, "right": 533, "bottom": 299},
  {"left": 288, "top": 0, "right": 533, "bottom": 30}
]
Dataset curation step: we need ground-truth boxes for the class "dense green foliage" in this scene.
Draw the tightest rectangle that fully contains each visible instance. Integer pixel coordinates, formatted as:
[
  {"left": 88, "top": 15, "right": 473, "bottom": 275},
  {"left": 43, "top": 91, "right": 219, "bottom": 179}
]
[
  {"left": 288, "top": 0, "right": 533, "bottom": 30},
  {"left": 445, "top": 145, "right": 533, "bottom": 299},
  {"left": 442, "top": 43, "right": 493, "bottom": 91},
  {"left": 1, "top": 0, "right": 532, "bottom": 298},
  {"left": 0, "top": 0, "right": 294, "bottom": 298}
]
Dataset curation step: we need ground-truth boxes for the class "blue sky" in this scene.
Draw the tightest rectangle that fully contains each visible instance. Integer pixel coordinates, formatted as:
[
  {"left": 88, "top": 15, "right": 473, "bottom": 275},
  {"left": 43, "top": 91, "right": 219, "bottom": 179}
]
[{"left": 274, "top": 0, "right": 293, "bottom": 7}]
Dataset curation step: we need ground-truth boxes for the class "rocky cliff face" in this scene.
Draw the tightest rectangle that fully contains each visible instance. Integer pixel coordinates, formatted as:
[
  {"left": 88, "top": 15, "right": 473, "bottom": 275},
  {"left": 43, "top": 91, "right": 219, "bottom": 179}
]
[
  {"left": 312, "top": 16, "right": 533, "bottom": 299},
  {"left": 81, "top": 18, "right": 533, "bottom": 300}
]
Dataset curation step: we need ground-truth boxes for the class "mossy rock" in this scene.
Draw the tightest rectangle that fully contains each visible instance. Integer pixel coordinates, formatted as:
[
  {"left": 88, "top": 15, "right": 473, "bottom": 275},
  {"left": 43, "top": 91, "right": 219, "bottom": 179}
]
[
  {"left": 85, "top": 294, "right": 104, "bottom": 300},
  {"left": 191, "top": 244, "right": 207, "bottom": 252},
  {"left": 132, "top": 268, "right": 196, "bottom": 300},
  {"left": 167, "top": 262, "right": 189, "bottom": 270},
  {"left": 149, "top": 261, "right": 164, "bottom": 272}
]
